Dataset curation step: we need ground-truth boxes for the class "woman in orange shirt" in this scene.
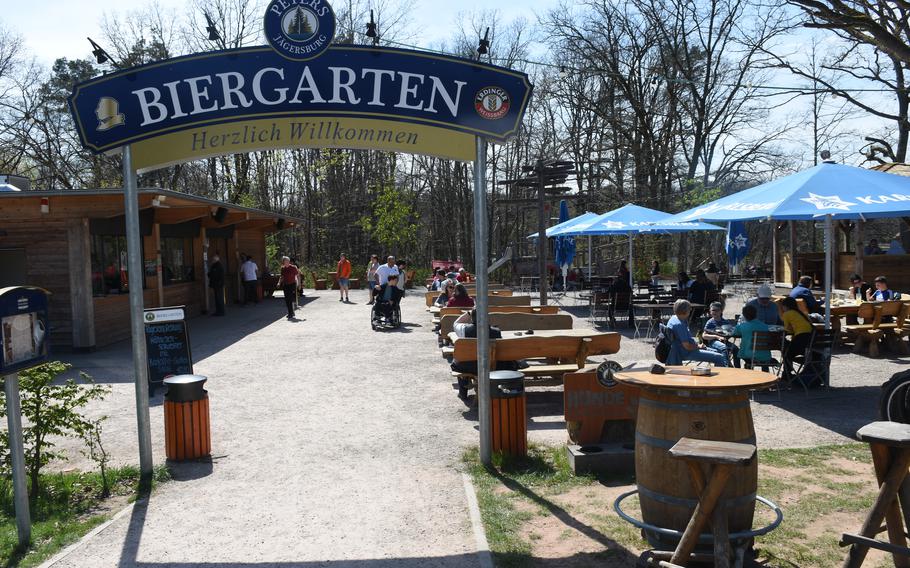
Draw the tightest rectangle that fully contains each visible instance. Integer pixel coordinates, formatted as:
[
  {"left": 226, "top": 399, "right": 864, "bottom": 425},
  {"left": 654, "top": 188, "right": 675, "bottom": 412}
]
[{"left": 337, "top": 253, "right": 352, "bottom": 302}]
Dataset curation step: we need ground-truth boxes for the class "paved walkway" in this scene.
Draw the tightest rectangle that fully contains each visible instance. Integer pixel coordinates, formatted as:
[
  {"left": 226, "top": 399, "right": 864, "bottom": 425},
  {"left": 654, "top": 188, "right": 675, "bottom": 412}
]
[{"left": 50, "top": 289, "right": 482, "bottom": 567}]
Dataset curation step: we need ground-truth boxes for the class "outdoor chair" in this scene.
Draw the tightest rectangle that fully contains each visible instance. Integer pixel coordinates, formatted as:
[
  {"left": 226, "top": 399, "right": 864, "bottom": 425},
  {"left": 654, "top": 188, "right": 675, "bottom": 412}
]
[
  {"left": 788, "top": 328, "right": 836, "bottom": 393},
  {"left": 744, "top": 329, "right": 783, "bottom": 375},
  {"left": 610, "top": 291, "right": 633, "bottom": 329},
  {"left": 590, "top": 291, "right": 613, "bottom": 325}
]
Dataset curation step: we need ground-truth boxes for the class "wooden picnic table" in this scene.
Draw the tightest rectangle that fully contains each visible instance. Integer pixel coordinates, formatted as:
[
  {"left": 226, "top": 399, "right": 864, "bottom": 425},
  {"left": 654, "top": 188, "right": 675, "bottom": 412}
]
[{"left": 500, "top": 329, "right": 612, "bottom": 339}]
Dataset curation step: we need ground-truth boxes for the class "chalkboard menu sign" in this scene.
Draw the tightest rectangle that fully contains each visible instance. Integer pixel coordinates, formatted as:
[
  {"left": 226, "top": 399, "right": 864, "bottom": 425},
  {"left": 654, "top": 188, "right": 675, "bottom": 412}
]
[{"left": 144, "top": 306, "right": 193, "bottom": 387}]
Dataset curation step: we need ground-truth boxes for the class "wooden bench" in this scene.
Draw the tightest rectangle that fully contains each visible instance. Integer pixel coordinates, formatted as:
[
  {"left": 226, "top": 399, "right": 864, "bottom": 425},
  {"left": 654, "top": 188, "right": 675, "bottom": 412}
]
[
  {"left": 439, "top": 305, "right": 559, "bottom": 316},
  {"left": 425, "top": 288, "right": 515, "bottom": 307},
  {"left": 311, "top": 271, "right": 327, "bottom": 290},
  {"left": 439, "top": 313, "right": 574, "bottom": 353},
  {"left": 844, "top": 302, "right": 909, "bottom": 357},
  {"left": 450, "top": 333, "right": 621, "bottom": 389}
]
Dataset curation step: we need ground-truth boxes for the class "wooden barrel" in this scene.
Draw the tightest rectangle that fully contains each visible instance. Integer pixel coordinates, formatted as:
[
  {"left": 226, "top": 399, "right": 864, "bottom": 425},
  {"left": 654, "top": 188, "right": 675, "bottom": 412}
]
[
  {"left": 164, "top": 396, "right": 211, "bottom": 461},
  {"left": 635, "top": 387, "right": 756, "bottom": 547}
]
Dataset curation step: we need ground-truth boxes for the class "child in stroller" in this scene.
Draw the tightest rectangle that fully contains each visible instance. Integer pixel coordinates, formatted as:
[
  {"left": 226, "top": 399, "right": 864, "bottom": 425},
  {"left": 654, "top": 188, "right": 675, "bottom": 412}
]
[{"left": 372, "top": 274, "right": 404, "bottom": 330}]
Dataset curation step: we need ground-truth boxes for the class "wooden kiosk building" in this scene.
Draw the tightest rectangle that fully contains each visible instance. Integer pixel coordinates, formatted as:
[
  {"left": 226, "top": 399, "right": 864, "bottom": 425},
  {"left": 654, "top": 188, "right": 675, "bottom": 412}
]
[{"left": 0, "top": 187, "right": 300, "bottom": 350}]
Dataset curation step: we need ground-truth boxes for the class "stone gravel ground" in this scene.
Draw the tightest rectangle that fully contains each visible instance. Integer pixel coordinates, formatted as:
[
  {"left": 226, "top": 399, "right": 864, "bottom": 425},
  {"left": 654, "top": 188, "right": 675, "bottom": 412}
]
[{"left": 41, "top": 288, "right": 909, "bottom": 566}]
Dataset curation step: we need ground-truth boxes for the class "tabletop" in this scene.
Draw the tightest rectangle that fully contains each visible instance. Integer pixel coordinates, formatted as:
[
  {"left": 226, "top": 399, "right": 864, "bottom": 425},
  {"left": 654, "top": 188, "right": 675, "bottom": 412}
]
[
  {"left": 711, "top": 324, "right": 785, "bottom": 338},
  {"left": 613, "top": 366, "right": 777, "bottom": 391},
  {"left": 501, "top": 329, "right": 611, "bottom": 339}
]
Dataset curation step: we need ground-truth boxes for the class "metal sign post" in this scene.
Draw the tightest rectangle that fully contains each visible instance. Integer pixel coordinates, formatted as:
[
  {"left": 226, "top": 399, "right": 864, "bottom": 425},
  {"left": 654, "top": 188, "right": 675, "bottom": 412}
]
[
  {"left": 473, "top": 137, "right": 492, "bottom": 465},
  {"left": 4, "top": 373, "right": 30, "bottom": 548},
  {"left": 122, "top": 145, "right": 154, "bottom": 482}
]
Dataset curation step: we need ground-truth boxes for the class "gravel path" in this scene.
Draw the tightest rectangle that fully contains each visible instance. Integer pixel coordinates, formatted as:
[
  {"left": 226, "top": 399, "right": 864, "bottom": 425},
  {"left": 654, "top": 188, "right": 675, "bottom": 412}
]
[
  {"left": 49, "top": 290, "right": 481, "bottom": 567},
  {"left": 44, "top": 289, "right": 910, "bottom": 566}
]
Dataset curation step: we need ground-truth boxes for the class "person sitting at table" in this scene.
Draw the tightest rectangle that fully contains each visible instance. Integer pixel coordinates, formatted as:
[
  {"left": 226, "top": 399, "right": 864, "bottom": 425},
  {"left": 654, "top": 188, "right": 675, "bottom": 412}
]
[
  {"left": 450, "top": 309, "right": 512, "bottom": 400},
  {"left": 780, "top": 297, "right": 814, "bottom": 381},
  {"left": 456, "top": 267, "right": 469, "bottom": 282},
  {"left": 447, "top": 283, "right": 475, "bottom": 308},
  {"left": 702, "top": 301, "right": 740, "bottom": 368},
  {"left": 428, "top": 269, "right": 447, "bottom": 291},
  {"left": 677, "top": 271, "right": 691, "bottom": 291},
  {"left": 446, "top": 265, "right": 459, "bottom": 280},
  {"left": 665, "top": 299, "right": 728, "bottom": 367},
  {"left": 435, "top": 280, "right": 456, "bottom": 306},
  {"left": 849, "top": 273, "right": 871, "bottom": 301},
  {"left": 867, "top": 275, "right": 894, "bottom": 301},
  {"left": 733, "top": 304, "right": 772, "bottom": 370},
  {"left": 790, "top": 275, "right": 822, "bottom": 315},
  {"left": 888, "top": 238, "right": 906, "bottom": 255},
  {"left": 746, "top": 284, "right": 782, "bottom": 325},
  {"left": 687, "top": 269, "right": 716, "bottom": 305},
  {"left": 864, "top": 238, "right": 884, "bottom": 255}
]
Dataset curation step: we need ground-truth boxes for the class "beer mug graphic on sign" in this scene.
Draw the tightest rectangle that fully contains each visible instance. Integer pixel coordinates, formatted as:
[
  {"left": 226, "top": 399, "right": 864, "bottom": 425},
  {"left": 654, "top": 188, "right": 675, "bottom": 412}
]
[{"left": 95, "top": 97, "right": 125, "bottom": 131}]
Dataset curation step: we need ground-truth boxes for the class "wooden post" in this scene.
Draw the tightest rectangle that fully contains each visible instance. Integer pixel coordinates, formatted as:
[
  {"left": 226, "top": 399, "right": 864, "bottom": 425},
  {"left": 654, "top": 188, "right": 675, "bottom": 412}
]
[
  {"left": 67, "top": 218, "right": 96, "bottom": 349},
  {"left": 153, "top": 223, "right": 164, "bottom": 307},
  {"left": 202, "top": 228, "right": 211, "bottom": 314},
  {"left": 855, "top": 220, "right": 865, "bottom": 279}
]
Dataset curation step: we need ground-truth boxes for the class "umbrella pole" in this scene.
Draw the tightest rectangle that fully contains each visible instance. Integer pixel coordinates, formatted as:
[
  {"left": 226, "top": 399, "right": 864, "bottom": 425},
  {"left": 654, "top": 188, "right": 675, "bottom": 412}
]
[
  {"left": 628, "top": 232, "right": 634, "bottom": 287},
  {"left": 588, "top": 235, "right": 594, "bottom": 323},
  {"left": 824, "top": 215, "right": 832, "bottom": 330}
]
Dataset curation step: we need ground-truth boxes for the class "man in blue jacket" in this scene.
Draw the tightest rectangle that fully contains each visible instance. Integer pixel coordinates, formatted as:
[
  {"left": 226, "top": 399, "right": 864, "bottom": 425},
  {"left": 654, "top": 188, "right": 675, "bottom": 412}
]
[{"left": 790, "top": 275, "right": 821, "bottom": 314}]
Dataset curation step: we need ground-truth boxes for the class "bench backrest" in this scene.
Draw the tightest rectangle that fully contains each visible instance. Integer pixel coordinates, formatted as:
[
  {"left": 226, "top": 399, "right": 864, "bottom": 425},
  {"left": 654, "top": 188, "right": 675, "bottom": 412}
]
[
  {"left": 453, "top": 332, "right": 621, "bottom": 367},
  {"left": 426, "top": 289, "right": 516, "bottom": 306},
  {"left": 487, "top": 295, "right": 531, "bottom": 306},
  {"left": 438, "top": 305, "right": 560, "bottom": 317},
  {"left": 438, "top": 313, "right": 573, "bottom": 337}
]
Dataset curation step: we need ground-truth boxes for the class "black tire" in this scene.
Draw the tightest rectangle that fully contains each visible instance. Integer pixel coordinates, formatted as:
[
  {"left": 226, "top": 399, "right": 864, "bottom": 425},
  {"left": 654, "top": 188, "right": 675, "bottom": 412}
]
[{"left": 880, "top": 370, "right": 910, "bottom": 423}]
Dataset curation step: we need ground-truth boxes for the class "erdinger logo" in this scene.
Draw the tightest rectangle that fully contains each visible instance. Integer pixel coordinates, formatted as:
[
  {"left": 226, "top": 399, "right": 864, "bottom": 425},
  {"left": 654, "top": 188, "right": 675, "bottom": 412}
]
[
  {"left": 264, "top": 0, "right": 335, "bottom": 61},
  {"left": 474, "top": 87, "right": 510, "bottom": 120}
]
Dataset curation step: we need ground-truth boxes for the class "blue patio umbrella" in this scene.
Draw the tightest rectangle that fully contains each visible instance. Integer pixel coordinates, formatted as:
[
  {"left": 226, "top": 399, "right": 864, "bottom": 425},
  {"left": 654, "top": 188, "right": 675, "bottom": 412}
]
[
  {"left": 553, "top": 204, "right": 723, "bottom": 286},
  {"left": 664, "top": 161, "right": 910, "bottom": 327},
  {"left": 554, "top": 201, "right": 576, "bottom": 287},
  {"left": 526, "top": 211, "right": 599, "bottom": 239}
]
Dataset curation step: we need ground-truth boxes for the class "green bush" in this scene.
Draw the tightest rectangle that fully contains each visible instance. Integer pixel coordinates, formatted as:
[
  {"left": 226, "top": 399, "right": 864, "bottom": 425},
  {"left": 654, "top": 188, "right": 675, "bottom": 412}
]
[{"left": 0, "top": 362, "right": 109, "bottom": 502}]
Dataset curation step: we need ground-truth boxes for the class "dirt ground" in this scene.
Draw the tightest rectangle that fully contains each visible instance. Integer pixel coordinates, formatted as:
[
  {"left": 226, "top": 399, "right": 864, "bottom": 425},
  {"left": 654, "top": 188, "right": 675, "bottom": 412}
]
[{"left": 38, "top": 288, "right": 910, "bottom": 567}]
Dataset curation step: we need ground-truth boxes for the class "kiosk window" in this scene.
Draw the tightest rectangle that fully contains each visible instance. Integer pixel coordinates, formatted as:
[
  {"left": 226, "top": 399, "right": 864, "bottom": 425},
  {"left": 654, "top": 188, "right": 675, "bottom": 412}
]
[
  {"left": 161, "top": 237, "right": 195, "bottom": 285},
  {"left": 91, "top": 235, "right": 130, "bottom": 295}
]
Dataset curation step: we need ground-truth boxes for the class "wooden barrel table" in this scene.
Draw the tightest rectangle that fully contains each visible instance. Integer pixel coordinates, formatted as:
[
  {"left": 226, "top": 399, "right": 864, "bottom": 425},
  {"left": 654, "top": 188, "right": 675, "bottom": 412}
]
[{"left": 613, "top": 367, "right": 776, "bottom": 548}]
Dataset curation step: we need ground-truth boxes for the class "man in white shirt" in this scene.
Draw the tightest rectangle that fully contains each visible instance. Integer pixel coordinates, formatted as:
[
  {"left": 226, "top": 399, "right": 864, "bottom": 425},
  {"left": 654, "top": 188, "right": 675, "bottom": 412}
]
[
  {"left": 375, "top": 256, "right": 400, "bottom": 286},
  {"left": 240, "top": 254, "right": 259, "bottom": 305}
]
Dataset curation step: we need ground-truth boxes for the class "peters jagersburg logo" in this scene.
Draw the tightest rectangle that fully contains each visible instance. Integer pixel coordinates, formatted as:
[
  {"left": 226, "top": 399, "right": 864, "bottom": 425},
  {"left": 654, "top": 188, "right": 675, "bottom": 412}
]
[
  {"left": 474, "top": 87, "right": 510, "bottom": 120},
  {"left": 265, "top": 0, "right": 335, "bottom": 61}
]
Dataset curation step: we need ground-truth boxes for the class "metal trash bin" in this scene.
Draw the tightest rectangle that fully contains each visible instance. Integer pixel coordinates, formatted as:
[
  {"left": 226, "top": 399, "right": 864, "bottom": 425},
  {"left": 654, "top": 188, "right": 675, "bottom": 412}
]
[
  {"left": 163, "top": 375, "right": 211, "bottom": 461},
  {"left": 490, "top": 370, "right": 527, "bottom": 457}
]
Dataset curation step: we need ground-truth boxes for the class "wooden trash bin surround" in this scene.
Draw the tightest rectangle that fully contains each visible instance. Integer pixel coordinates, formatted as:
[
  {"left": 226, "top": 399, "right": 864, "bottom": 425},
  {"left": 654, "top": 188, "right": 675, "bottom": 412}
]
[
  {"left": 490, "top": 371, "right": 527, "bottom": 457},
  {"left": 613, "top": 367, "right": 776, "bottom": 549},
  {"left": 163, "top": 375, "right": 212, "bottom": 461}
]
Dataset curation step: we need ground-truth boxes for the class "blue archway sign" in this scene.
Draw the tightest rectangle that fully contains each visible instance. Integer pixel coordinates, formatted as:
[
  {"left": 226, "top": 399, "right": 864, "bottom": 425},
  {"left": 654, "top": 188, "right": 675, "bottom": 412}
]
[
  {"left": 67, "top": 0, "right": 521, "bottom": 473},
  {"left": 68, "top": 45, "right": 532, "bottom": 171}
]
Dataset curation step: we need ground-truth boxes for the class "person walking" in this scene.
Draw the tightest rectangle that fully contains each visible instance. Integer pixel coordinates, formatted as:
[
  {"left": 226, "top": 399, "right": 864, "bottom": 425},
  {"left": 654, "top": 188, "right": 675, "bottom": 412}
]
[
  {"left": 376, "top": 256, "right": 400, "bottom": 288},
  {"left": 366, "top": 254, "right": 380, "bottom": 304},
  {"left": 395, "top": 260, "right": 407, "bottom": 294},
  {"left": 279, "top": 256, "right": 300, "bottom": 321},
  {"left": 337, "top": 253, "right": 352, "bottom": 302},
  {"left": 241, "top": 254, "right": 259, "bottom": 305},
  {"left": 207, "top": 253, "right": 226, "bottom": 316}
]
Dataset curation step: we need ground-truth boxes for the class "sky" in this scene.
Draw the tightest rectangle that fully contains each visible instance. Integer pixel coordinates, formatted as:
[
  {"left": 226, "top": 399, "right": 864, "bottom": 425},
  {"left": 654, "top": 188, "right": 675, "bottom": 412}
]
[
  {"left": 0, "top": 0, "right": 896, "bottom": 170},
  {"left": 2, "top": 0, "right": 556, "bottom": 65}
]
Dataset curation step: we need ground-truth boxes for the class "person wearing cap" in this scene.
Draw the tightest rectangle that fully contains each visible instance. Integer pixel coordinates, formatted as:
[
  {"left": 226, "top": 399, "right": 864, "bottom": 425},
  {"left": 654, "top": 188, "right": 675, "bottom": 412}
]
[{"left": 746, "top": 283, "right": 782, "bottom": 326}]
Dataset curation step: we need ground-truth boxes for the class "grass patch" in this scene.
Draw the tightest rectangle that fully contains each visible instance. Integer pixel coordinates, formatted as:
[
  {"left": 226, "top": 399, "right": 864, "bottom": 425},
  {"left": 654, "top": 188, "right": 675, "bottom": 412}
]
[
  {"left": 465, "top": 442, "right": 882, "bottom": 568},
  {"left": 0, "top": 465, "right": 170, "bottom": 568}
]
